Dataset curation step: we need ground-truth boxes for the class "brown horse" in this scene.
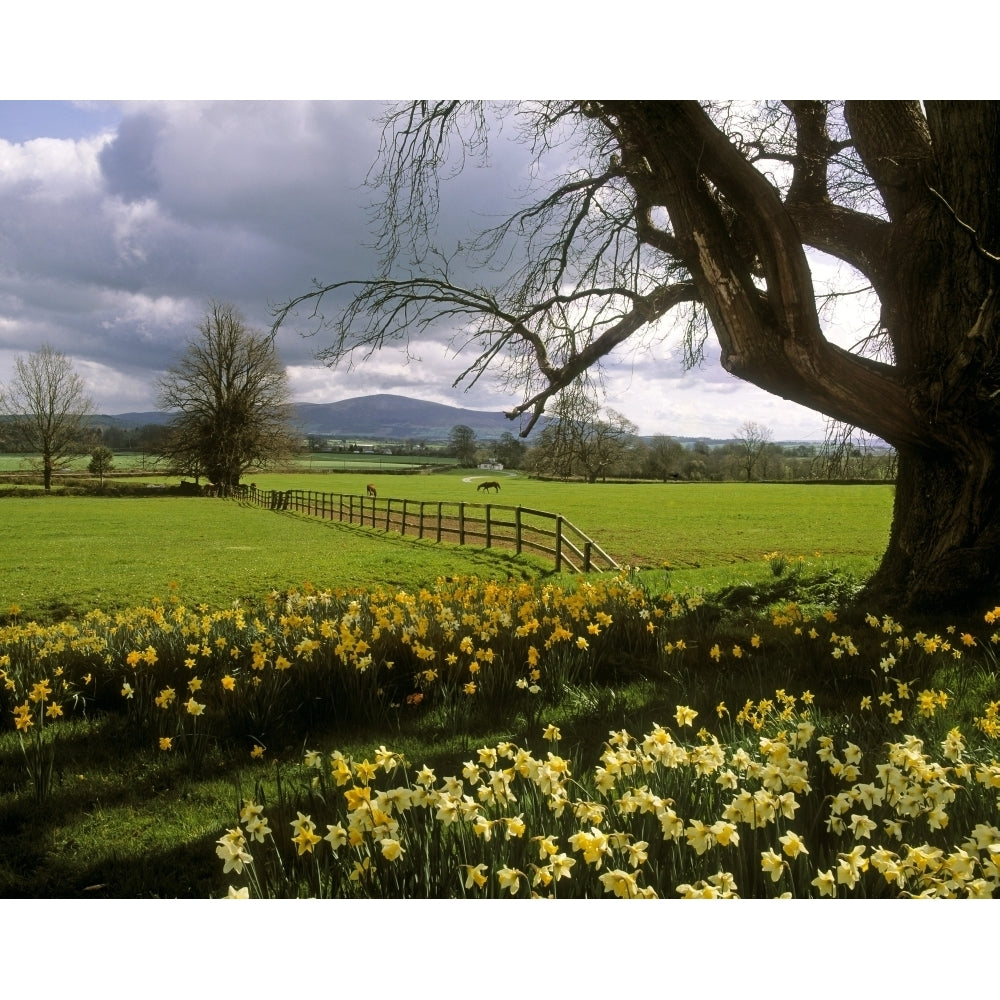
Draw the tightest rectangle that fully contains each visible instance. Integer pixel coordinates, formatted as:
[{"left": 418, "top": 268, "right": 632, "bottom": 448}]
[
  {"left": 366, "top": 483, "right": 377, "bottom": 498},
  {"left": 477, "top": 480, "right": 501, "bottom": 493}
]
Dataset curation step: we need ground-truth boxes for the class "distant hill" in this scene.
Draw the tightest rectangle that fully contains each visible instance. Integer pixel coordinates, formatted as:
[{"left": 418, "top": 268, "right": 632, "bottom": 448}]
[{"left": 95, "top": 394, "right": 536, "bottom": 443}]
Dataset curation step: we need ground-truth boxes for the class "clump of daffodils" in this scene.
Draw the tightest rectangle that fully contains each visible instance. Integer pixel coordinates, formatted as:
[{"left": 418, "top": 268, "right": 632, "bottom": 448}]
[{"left": 217, "top": 707, "right": 1000, "bottom": 899}]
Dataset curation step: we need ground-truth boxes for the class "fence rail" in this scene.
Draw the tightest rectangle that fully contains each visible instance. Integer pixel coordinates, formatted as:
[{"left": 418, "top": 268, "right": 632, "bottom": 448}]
[{"left": 237, "top": 485, "right": 619, "bottom": 574}]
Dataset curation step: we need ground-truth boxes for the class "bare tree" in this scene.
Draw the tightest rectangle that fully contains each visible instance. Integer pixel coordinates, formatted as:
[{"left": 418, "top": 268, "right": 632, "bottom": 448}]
[
  {"left": 814, "top": 418, "right": 897, "bottom": 481},
  {"left": 0, "top": 344, "right": 95, "bottom": 491},
  {"left": 528, "top": 384, "right": 638, "bottom": 482},
  {"left": 158, "top": 302, "right": 297, "bottom": 492},
  {"left": 733, "top": 420, "right": 772, "bottom": 482},
  {"left": 274, "top": 101, "right": 1000, "bottom": 611}
]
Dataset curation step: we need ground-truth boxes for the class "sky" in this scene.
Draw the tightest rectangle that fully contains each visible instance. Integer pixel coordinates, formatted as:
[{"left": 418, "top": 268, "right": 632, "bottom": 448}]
[{"left": 0, "top": 7, "right": 982, "bottom": 444}]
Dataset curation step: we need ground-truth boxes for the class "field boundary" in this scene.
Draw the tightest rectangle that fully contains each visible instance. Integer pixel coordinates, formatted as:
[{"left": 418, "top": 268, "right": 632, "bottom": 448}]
[{"left": 238, "top": 485, "right": 619, "bottom": 574}]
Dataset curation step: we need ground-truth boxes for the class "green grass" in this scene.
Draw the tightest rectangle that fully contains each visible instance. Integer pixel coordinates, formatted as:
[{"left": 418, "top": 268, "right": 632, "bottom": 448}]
[
  {"left": 250, "top": 470, "right": 893, "bottom": 587},
  {"left": 0, "top": 476, "right": 892, "bottom": 624},
  {"left": 0, "top": 494, "right": 548, "bottom": 623}
]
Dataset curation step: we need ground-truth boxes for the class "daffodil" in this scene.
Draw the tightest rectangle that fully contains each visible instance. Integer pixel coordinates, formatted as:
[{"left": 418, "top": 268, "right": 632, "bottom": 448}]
[
  {"left": 216, "top": 829, "right": 253, "bottom": 874},
  {"left": 761, "top": 849, "right": 785, "bottom": 882},
  {"left": 595, "top": 868, "right": 637, "bottom": 897},
  {"left": 464, "top": 864, "right": 488, "bottom": 889},
  {"left": 811, "top": 869, "right": 836, "bottom": 898},
  {"left": 380, "top": 837, "right": 404, "bottom": 861},
  {"left": 497, "top": 867, "right": 522, "bottom": 896},
  {"left": 549, "top": 853, "right": 575, "bottom": 881},
  {"left": 28, "top": 679, "right": 52, "bottom": 703},
  {"left": 291, "top": 825, "right": 321, "bottom": 855},
  {"left": 778, "top": 831, "right": 808, "bottom": 858},
  {"left": 674, "top": 705, "right": 697, "bottom": 727}
]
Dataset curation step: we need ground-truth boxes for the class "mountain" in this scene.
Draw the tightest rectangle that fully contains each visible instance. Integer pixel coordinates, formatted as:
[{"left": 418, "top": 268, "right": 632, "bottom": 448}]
[
  {"left": 95, "top": 394, "right": 534, "bottom": 442},
  {"left": 293, "top": 395, "right": 532, "bottom": 441}
]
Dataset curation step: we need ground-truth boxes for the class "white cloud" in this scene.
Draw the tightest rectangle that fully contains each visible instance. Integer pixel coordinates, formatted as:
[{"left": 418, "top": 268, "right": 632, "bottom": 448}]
[{"left": 0, "top": 100, "right": 869, "bottom": 441}]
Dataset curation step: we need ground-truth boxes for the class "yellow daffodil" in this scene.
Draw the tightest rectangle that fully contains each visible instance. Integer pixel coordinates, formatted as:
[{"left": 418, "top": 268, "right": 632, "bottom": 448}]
[
  {"left": 497, "top": 867, "right": 522, "bottom": 896},
  {"left": 761, "top": 849, "right": 785, "bottom": 882},
  {"left": 464, "top": 864, "right": 488, "bottom": 889},
  {"left": 811, "top": 869, "right": 836, "bottom": 898},
  {"left": 380, "top": 837, "right": 404, "bottom": 861},
  {"left": 778, "top": 831, "right": 808, "bottom": 858},
  {"left": 674, "top": 705, "right": 697, "bottom": 727}
]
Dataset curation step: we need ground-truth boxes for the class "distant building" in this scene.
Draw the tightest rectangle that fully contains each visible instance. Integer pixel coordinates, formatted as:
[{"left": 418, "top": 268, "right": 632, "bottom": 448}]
[{"left": 478, "top": 462, "right": 504, "bottom": 471}]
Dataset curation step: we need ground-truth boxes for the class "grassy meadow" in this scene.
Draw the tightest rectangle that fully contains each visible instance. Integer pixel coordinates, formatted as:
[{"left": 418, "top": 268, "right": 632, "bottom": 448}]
[
  {"left": 0, "top": 470, "right": 892, "bottom": 623},
  {"left": 3, "top": 465, "right": 999, "bottom": 908}
]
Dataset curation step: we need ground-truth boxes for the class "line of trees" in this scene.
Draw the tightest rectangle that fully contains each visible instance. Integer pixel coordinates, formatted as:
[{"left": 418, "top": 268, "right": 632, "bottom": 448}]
[
  {"left": 1, "top": 312, "right": 894, "bottom": 495},
  {"left": 446, "top": 392, "right": 895, "bottom": 483},
  {"left": 0, "top": 303, "right": 299, "bottom": 493}
]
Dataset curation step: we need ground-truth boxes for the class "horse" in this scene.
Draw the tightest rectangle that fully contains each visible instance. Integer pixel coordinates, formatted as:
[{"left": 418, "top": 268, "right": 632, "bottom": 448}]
[
  {"left": 366, "top": 483, "right": 377, "bottom": 498},
  {"left": 477, "top": 480, "right": 501, "bottom": 493}
]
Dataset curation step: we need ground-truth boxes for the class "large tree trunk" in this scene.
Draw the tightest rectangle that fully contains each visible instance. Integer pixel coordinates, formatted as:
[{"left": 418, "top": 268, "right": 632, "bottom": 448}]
[
  {"left": 627, "top": 101, "right": 1000, "bottom": 613},
  {"left": 870, "top": 442, "right": 1000, "bottom": 612}
]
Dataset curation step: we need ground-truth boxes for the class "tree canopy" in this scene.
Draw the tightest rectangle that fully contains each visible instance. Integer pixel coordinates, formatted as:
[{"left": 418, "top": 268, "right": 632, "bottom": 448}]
[
  {"left": 158, "top": 302, "right": 297, "bottom": 491},
  {"left": 274, "top": 101, "right": 1000, "bottom": 612}
]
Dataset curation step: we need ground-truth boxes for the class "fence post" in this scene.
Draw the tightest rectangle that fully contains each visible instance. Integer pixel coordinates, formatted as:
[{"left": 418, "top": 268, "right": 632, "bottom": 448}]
[
  {"left": 400, "top": 499, "right": 407, "bottom": 536},
  {"left": 418, "top": 501, "right": 425, "bottom": 539},
  {"left": 436, "top": 502, "right": 443, "bottom": 543},
  {"left": 485, "top": 504, "right": 492, "bottom": 549},
  {"left": 555, "top": 515, "right": 563, "bottom": 571},
  {"left": 515, "top": 507, "right": 522, "bottom": 555},
  {"left": 584, "top": 541, "right": 592, "bottom": 573},
  {"left": 459, "top": 502, "right": 466, "bottom": 545}
]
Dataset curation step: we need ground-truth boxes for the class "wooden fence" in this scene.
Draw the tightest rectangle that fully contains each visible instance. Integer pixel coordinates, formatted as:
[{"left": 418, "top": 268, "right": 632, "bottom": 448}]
[{"left": 236, "top": 485, "right": 619, "bottom": 574}]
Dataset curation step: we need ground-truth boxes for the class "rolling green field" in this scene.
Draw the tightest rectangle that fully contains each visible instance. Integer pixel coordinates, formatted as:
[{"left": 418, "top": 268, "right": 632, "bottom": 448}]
[
  {"left": 0, "top": 470, "right": 893, "bottom": 623},
  {"left": 250, "top": 469, "right": 893, "bottom": 580}
]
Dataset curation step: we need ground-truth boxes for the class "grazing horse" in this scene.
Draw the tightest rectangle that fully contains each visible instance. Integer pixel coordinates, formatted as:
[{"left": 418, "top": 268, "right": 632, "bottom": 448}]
[
  {"left": 366, "top": 483, "right": 377, "bottom": 498},
  {"left": 477, "top": 480, "right": 501, "bottom": 493}
]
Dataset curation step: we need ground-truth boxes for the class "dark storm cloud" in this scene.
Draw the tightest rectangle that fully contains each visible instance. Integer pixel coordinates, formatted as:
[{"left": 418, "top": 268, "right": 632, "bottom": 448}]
[
  {"left": 0, "top": 99, "right": 833, "bottom": 437},
  {"left": 99, "top": 112, "right": 162, "bottom": 202}
]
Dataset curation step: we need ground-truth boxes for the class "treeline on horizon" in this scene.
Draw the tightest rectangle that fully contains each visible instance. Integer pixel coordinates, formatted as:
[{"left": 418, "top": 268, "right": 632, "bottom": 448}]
[{"left": 0, "top": 414, "right": 896, "bottom": 485}]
